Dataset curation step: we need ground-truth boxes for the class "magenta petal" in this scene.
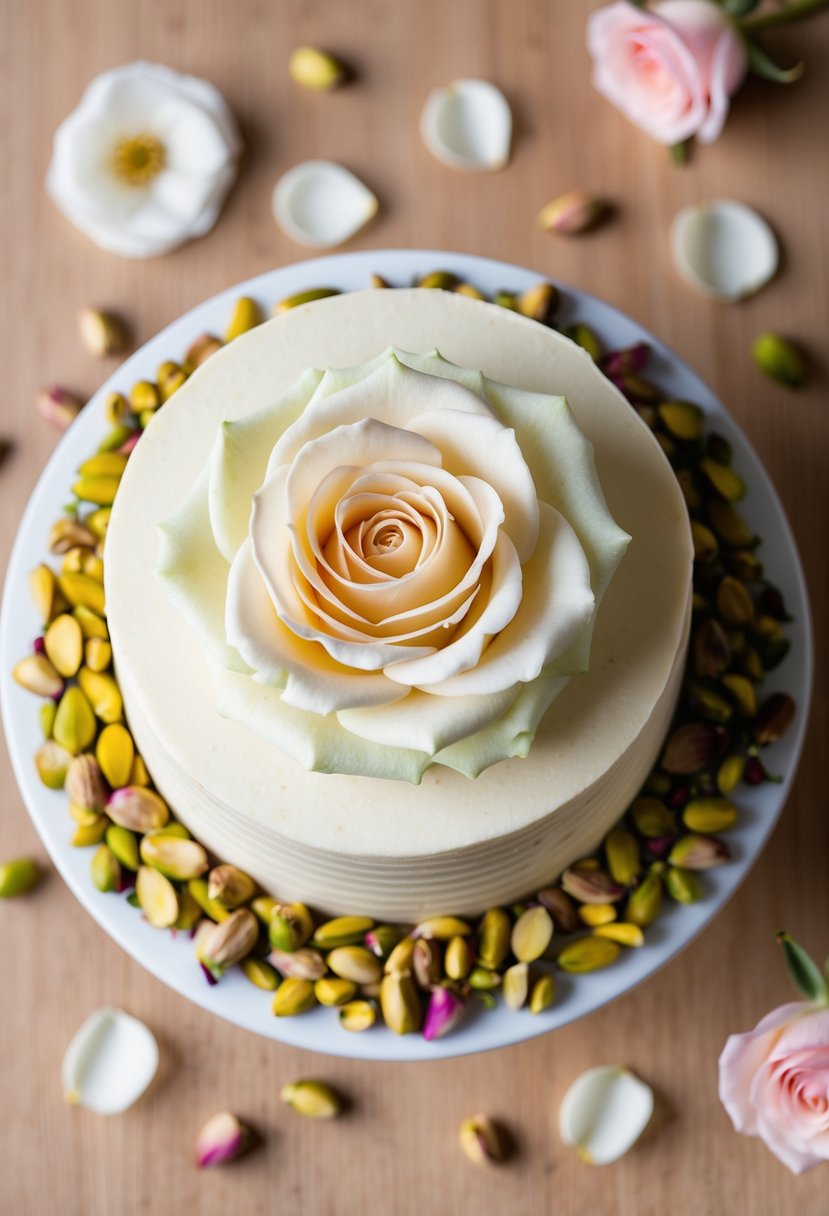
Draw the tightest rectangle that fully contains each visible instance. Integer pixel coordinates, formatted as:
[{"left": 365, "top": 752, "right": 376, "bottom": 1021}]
[{"left": 423, "top": 988, "right": 464, "bottom": 1041}]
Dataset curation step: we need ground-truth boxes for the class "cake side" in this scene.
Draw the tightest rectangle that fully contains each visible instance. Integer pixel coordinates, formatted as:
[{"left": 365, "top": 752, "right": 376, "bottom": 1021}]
[{"left": 105, "top": 289, "right": 692, "bottom": 917}]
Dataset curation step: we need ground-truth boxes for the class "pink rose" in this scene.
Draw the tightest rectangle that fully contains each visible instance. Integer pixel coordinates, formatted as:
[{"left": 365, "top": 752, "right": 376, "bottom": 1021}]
[
  {"left": 587, "top": 0, "right": 748, "bottom": 145},
  {"left": 719, "top": 1001, "right": 829, "bottom": 1173}
]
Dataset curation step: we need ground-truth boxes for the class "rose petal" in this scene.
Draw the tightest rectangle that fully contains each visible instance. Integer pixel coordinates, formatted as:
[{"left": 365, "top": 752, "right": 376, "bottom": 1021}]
[
  {"left": 338, "top": 683, "right": 520, "bottom": 754},
  {"left": 156, "top": 466, "right": 250, "bottom": 673},
  {"left": 559, "top": 1065, "right": 654, "bottom": 1164},
  {"left": 208, "top": 368, "right": 324, "bottom": 562},
  {"left": 268, "top": 353, "right": 497, "bottom": 471},
  {"left": 226, "top": 539, "right": 408, "bottom": 712},
  {"left": 718, "top": 1002, "right": 814, "bottom": 1136},
  {"left": 211, "top": 660, "right": 431, "bottom": 782},
  {"left": 408, "top": 408, "right": 539, "bottom": 561}
]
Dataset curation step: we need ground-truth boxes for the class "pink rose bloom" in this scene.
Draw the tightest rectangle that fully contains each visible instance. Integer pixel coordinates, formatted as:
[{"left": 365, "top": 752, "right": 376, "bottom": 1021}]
[
  {"left": 719, "top": 1001, "right": 829, "bottom": 1173},
  {"left": 587, "top": 0, "right": 748, "bottom": 144}
]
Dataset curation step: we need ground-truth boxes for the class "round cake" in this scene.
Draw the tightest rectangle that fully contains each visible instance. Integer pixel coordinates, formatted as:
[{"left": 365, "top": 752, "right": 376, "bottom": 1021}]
[{"left": 105, "top": 288, "right": 693, "bottom": 921}]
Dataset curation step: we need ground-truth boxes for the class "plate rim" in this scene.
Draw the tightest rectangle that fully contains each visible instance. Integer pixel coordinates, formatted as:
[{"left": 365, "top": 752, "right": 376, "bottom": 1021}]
[{"left": 0, "top": 248, "right": 814, "bottom": 1061}]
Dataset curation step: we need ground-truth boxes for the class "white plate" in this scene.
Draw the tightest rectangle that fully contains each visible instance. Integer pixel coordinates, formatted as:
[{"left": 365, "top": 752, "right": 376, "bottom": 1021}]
[{"left": 0, "top": 250, "right": 813, "bottom": 1061}]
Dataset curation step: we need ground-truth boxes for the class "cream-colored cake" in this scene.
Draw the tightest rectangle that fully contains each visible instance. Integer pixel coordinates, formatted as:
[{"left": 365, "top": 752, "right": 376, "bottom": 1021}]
[{"left": 105, "top": 289, "right": 692, "bottom": 921}]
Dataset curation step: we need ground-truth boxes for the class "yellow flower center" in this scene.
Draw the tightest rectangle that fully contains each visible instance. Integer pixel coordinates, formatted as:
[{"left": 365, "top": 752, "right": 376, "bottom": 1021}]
[{"left": 112, "top": 134, "right": 166, "bottom": 186}]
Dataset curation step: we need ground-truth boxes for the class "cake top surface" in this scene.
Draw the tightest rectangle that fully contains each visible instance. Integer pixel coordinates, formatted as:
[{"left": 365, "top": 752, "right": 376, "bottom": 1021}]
[{"left": 106, "top": 289, "right": 692, "bottom": 858}]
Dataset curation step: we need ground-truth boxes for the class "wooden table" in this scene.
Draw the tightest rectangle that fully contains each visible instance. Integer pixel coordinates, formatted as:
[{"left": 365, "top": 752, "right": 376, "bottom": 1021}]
[{"left": 2, "top": 2, "right": 827, "bottom": 1212}]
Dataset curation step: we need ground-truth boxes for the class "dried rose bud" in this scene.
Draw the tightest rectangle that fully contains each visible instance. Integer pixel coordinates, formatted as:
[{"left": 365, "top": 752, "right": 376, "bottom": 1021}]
[{"left": 601, "top": 343, "right": 650, "bottom": 378}]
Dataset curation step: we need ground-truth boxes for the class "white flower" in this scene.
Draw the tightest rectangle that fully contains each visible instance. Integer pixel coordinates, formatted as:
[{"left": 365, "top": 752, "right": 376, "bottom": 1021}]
[
  {"left": 158, "top": 351, "right": 630, "bottom": 782},
  {"left": 46, "top": 61, "right": 241, "bottom": 258}
]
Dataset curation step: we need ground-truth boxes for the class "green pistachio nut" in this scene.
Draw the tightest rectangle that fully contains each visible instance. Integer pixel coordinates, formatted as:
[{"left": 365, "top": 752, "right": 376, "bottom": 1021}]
[
  {"left": 477, "top": 907, "right": 512, "bottom": 969},
  {"left": 273, "top": 977, "right": 316, "bottom": 1017},
  {"left": 280, "top": 1078, "right": 341, "bottom": 1118},
  {"left": 0, "top": 858, "right": 40, "bottom": 898},
  {"left": 752, "top": 333, "right": 806, "bottom": 389},
  {"left": 380, "top": 971, "right": 422, "bottom": 1034}
]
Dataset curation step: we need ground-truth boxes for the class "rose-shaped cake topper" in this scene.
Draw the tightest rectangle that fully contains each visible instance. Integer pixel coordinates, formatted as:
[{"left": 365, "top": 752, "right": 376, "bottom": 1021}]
[
  {"left": 587, "top": 1, "right": 747, "bottom": 146},
  {"left": 719, "top": 933, "right": 829, "bottom": 1174},
  {"left": 46, "top": 61, "right": 241, "bottom": 258},
  {"left": 158, "top": 350, "right": 629, "bottom": 782}
]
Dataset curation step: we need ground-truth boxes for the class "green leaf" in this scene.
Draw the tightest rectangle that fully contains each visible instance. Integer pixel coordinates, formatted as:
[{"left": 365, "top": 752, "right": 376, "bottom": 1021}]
[
  {"left": 723, "top": 0, "right": 760, "bottom": 14},
  {"left": 671, "top": 140, "right": 690, "bottom": 165},
  {"left": 777, "top": 932, "right": 829, "bottom": 1003},
  {"left": 746, "top": 39, "right": 805, "bottom": 83}
]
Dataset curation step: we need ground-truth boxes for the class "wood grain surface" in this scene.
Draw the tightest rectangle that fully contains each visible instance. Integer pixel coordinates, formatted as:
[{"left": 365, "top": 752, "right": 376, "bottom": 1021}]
[{"left": 1, "top": 1, "right": 827, "bottom": 1213}]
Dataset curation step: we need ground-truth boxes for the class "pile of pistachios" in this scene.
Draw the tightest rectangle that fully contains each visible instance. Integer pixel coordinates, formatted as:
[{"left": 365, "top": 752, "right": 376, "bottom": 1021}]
[{"left": 9, "top": 276, "right": 796, "bottom": 1039}]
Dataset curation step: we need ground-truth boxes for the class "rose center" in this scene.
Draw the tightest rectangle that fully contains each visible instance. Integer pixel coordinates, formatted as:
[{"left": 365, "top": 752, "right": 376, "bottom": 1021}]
[
  {"left": 367, "top": 522, "right": 404, "bottom": 554},
  {"left": 112, "top": 134, "right": 166, "bottom": 186}
]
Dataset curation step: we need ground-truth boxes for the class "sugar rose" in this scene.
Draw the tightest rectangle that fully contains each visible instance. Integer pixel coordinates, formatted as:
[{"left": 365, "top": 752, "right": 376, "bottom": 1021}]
[
  {"left": 159, "top": 349, "right": 629, "bottom": 781},
  {"left": 587, "top": 0, "right": 747, "bottom": 146}
]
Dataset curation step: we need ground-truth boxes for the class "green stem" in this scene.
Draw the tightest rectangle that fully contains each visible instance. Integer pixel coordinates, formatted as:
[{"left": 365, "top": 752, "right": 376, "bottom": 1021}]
[{"left": 742, "top": 0, "right": 829, "bottom": 31}]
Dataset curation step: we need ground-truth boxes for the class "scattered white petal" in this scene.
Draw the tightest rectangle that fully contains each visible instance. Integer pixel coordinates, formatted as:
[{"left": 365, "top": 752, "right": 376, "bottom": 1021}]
[
  {"left": 559, "top": 1065, "right": 654, "bottom": 1165},
  {"left": 420, "top": 79, "right": 512, "bottom": 171},
  {"left": 670, "top": 200, "right": 778, "bottom": 302},
  {"left": 62, "top": 1007, "right": 159, "bottom": 1115},
  {"left": 272, "top": 160, "right": 378, "bottom": 248}
]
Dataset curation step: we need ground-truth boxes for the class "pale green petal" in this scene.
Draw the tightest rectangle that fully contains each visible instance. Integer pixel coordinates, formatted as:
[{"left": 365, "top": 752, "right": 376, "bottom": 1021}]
[
  {"left": 484, "top": 381, "right": 630, "bottom": 671},
  {"left": 337, "top": 684, "right": 520, "bottom": 754},
  {"left": 156, "top": 467, "right": 250, "bottom": 673},
  {"left": 433, "top": 673, "right": 569, "bottom": 778},
  {"left": 211, "top": 662, "right": 431, "bottom": 783},
  {"left": 208, "top": 367, "right": 323, "bottom": 561}
]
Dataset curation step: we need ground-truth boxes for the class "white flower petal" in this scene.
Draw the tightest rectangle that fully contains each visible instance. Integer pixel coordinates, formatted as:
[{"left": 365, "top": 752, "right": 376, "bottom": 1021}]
[
  {"left": 272, "top": 160, "right": 378, "bottom": 249},
  {"left": 212, "top": 661, "right": 431, "bottom": 783},
  {"left": 226, "top": 539, "right": 406, "bottom": 711},
  {"left": 408, "top": 408, "right": 539, "bottom": 561},
  {"left": 559, "top": 1066, "right": 654, "bottom": 1165},
  {"left": 433, "top": 671, "right": 569, "bottom": 777},
  {"left": 208, "top": 368, "right": 324, "bottom": 562},
  {"left": 45, "top": 60, "right": 240, "bottom": 258},
  {"left": 338, "top": 683, "right": 520, "bottom": 754},
  {"left": 425, "top": 503, "right": 593, "bottom": 696},
  {"left": 269, "top": 353, "right": 496, "bottom": 471},
  {"left": 420, "top": 79, "right": 512, "bottom": 171},
  {"left": 62, "top": 1007, "right": 158, "bottom": 1115},
  {"left": 485, "top": 379, "right": 630, "bottom": 672},
  {"left": 671, "top": 200, "right": 778, "bottom": 302},
  {"left": 156, "top": 466, "right": 250, "bottom": 673}
]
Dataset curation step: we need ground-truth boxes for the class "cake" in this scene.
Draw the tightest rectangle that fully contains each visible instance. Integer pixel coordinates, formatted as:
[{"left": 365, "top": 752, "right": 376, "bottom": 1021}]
[{"left": 105, "top": 288, "right": 693, "bottom": 921}]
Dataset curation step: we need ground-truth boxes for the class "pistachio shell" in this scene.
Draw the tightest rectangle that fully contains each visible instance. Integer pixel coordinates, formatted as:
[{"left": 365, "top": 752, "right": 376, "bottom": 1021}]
[
  {"left": 13, "top": 653, "right": 63, "bottom": 698},
  {"left": 502, "top": 962, "right": 530, "bottom": 1010},
  {"left": 338, "top": 1000, "right": 376, "bottom": 1032},
  {"left": 511, "top": 906, "right": 554, "bottom": 963},
  {"left": 559, "top": 1066, "right": 653, "bottom": 1164},
  {"left": 272, "top": 977, "right": 316, "bottom": 1017},
  {"left": 53, "top": 686, "right": 96, "bottom": 754},
  {"left": 314, "top": 977, "right": 358, "bottom": 1007},
  {"left": 529, "top": 972, "right": 556, "bottom": 1014},
  {"left": 187, "top": 878, "right": 231, "bottom": 923},
  {"left": 207, "top": 864, "right": 256, "bottom": 908},
  {"left": 420, "top": 79, "right": 512, "bottom": 171},
  {"left": 272, "top": 161, "right": 377, "bottom": 248},
  {"left": 327, "top": 945, "right": 383, "bottom": 985},
  {"left": 198, "top": 908, "right": 259, "bottom": 969},
  {"left": 280, "top": 1079, "right": 341, "bottom": 1118},
  {"left": 139, "top": 834, "right": 209, "bottom": 881},
  {"left": 135, "top": 866, "right": 179, "bottom": 928},
  {"left": 289, "top": 46, "right": 346, "bottom": 91},
  {"left": 77, "top": 667, "right": 122, "bottom": 724},
  {"left": 312, "top": 915, "right": 374, "bottom": 949},
  {"left": 35, "top": 739, "right": 73, "bottom": 789},
  {"left": 241, "top": 957, "right": 279, "bottom": 991},
  {"left": 538, "top": 190, "right": 607, "bottom": 235},
  {"left": 269, "top": 946, "right": 327, "bottom": 982},
  {"left": 106, "top": 786, "right": 168, "bottom": 833},
  {"left": 380, "top": 971, "right": 422, "bottom": 1034},
  {"left": 0, "top": 858, "right": 40, "bottom": 898},
  {"left": 557, "top": 937, "right": 621, "bottom": 973}
]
